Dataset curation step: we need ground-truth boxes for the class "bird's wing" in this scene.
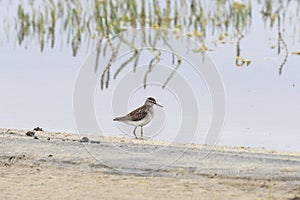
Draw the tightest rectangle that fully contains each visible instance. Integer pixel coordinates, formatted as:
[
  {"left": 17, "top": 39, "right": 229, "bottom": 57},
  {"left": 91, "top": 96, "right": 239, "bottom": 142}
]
[{"left": 127, "top": 106, "right": 148, "bottom": 121}]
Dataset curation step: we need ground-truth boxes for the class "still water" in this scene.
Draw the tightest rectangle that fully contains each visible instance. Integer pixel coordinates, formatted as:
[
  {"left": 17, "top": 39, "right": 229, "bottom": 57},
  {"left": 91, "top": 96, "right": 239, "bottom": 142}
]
[{"left": 0, "top": 1, "right": 299, "bottom": 151}]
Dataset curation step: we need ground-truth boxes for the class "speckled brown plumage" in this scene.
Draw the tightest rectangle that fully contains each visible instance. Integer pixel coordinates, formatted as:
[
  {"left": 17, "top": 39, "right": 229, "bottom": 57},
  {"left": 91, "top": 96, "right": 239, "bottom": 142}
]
[
  {"left": 127, "top": 105, "right": 149, "bottom": 121},
  {"left": 113, "top": 97, "right": 163, "bottom": 139}
]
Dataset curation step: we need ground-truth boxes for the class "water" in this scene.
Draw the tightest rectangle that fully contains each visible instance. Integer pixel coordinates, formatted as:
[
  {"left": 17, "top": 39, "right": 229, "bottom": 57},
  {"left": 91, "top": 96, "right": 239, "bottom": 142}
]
[{"left": 0, "top": 1, "right": 300, "bottom": 152}]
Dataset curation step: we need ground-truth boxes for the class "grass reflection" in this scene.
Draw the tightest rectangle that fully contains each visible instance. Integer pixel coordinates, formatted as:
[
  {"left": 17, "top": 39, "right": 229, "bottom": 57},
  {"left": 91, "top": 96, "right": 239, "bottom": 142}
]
[{"left": 3, "top": 0, "right": 300, "bottom": 86}]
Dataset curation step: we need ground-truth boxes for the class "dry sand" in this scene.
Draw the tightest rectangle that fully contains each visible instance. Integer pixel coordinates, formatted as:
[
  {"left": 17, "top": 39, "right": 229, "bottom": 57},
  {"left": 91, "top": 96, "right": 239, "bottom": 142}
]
[{"left": 0, "top": 128, "right": 299, "bottom": 200}]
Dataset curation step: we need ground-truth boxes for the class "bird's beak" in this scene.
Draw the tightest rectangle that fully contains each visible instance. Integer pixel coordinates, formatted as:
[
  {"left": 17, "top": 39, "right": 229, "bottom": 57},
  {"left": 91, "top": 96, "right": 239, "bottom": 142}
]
[{"left": 155, "top": 102, "right": 163, "bottom": 107}]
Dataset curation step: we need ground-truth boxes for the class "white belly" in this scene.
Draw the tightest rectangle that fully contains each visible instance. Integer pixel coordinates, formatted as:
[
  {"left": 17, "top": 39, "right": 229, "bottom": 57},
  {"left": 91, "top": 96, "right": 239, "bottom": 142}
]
[{"left": 125, "top": 113, "right": 152, "bottom": 127}]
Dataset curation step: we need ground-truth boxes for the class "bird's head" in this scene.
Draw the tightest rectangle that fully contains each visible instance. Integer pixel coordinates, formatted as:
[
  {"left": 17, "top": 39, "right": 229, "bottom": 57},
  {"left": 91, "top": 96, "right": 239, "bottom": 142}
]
[{"left": 145, "top": 97, "right": 163, "bottom": 107}]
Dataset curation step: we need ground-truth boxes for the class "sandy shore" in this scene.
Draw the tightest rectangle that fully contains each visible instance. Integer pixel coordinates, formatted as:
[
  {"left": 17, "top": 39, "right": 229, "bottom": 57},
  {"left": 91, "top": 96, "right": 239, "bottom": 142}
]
[{"left": 0, "top": 128, "right": 299, "bottom": 200}]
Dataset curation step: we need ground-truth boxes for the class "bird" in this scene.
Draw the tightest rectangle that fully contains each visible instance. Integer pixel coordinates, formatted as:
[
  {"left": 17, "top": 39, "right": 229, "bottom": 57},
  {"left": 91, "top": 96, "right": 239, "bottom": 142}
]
[{"left": 113, "top": 97, "right": 163, "bottom": 139}]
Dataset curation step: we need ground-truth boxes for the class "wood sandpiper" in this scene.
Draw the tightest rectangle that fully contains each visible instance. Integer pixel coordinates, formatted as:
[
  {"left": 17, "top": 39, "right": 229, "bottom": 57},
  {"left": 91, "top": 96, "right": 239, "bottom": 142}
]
[{"left": 113, "top": 97, "right": 163, "bottom": 139}]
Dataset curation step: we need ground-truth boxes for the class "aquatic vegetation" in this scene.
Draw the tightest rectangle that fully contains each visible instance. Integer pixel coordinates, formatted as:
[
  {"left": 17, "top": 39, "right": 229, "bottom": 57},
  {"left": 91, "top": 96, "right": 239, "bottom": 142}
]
[
  {"left": 7, "top": 0, "right": 252, "bottom": 54},
  {"left": 1, "top": 0, "right": 300, "bottom": 86},
  {"left": 292, "top": 51, "right": 300, "bottom": 55},
  {"left": 235, "top": 56, "right": 251, "bottom": 67},
  {"left": 259, "top": 0, "right": 300, "bottom": 74}
]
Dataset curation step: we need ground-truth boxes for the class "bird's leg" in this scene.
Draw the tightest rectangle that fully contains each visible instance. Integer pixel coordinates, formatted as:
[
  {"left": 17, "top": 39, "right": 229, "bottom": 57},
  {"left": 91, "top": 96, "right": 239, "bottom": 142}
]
[
  {"left": 133, "top": 126, "right": 138, "bottom": 139},
  {"left": 141, "top": 126, "right": 143, "bottom": 139}
]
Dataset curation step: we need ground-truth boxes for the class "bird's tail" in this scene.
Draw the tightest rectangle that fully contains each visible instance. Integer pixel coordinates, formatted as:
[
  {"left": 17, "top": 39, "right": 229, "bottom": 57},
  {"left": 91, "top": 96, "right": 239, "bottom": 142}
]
[{"left": 113, "top": 116, "right": 125, "bottom": 121}]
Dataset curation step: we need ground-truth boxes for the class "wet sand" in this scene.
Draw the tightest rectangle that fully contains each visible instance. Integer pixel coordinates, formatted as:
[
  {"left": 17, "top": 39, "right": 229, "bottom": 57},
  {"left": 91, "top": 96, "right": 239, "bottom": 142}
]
[{"left": 1, "top": 128, "right": 300, "bottom": 199}]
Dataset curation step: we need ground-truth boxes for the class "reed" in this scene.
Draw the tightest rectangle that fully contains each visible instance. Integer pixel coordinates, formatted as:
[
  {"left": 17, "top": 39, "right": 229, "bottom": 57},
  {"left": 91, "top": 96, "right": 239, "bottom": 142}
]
[{"left": 6, "top": 0, "right": 300, "bottom": 87}]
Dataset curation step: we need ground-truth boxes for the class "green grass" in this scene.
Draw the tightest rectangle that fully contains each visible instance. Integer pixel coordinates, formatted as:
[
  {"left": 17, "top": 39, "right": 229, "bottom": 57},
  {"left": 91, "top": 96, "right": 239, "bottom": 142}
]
[{"left": 3, "top": 0, "right": 300, "bottom": 87}]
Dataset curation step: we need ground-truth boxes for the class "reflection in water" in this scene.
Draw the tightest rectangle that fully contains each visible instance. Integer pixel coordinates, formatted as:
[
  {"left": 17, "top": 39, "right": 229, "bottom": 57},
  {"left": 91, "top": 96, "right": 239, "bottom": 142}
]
[
  {"left": 1, "top": 0, "right": 299, "bottom": 76},
  {"left": 99, "top": 30, "right": 184, "bottom": 90},
  {"left": 1, "top": 1, "right": 300, "bottom": 151},
  {"left": 277, "top": 17, "right": 288, "bottom": 75}
]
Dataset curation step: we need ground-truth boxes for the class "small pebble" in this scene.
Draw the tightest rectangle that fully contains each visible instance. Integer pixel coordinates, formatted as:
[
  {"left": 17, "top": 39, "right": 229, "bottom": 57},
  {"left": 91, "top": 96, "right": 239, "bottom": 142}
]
[
  {"left": 26, "top": 131, "right": 35, "bottom": 137},
  {"left": 80, "top": 137, "right": 89, "bottom": 143},
  {"left": 9, "top": 156, "right": 15, "bottom": 161},
  {"left": 48, "top": 154, "right": 53, "bottom": 157},
  {"left": 34, "top": 136, "right": 39, "bottom": 140},
  {"left": 90, "top": 140, "right": 101, "bottom": 144},
  {"left": 33, "top": 127, "right": 43, "bottom": 131}
]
